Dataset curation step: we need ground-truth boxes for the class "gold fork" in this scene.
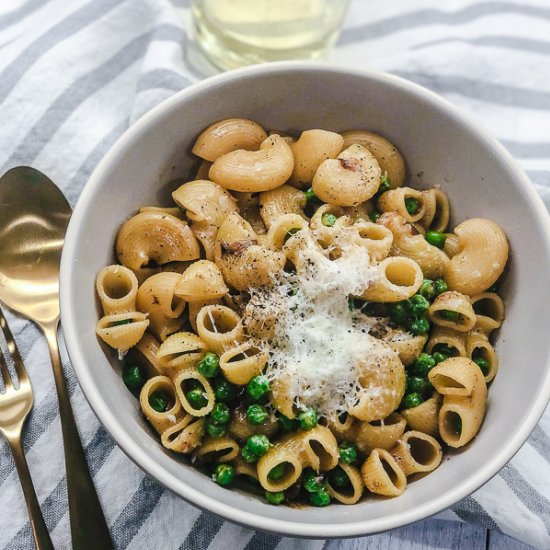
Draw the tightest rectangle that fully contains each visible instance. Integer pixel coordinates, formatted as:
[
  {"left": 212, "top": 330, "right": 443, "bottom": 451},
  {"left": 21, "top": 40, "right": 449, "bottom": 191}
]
[{"left": 0, "top": 308, "right": 54, "bottom": 550}]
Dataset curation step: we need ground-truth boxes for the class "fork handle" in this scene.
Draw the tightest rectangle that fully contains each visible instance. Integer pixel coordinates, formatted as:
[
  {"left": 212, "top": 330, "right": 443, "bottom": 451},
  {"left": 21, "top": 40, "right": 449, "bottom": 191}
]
[
  {"left": 9, "top": 437, "right": 55, "bottom": 550},
  {"left": 43, "top": 323, "right": 113, "bottom": 550}
]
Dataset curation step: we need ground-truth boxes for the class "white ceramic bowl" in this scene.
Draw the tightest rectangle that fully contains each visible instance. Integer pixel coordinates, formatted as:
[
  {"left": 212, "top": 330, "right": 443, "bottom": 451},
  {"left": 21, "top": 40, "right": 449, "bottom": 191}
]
[{"left": 60, "top": 62, "right": 550, "bottom": 537}]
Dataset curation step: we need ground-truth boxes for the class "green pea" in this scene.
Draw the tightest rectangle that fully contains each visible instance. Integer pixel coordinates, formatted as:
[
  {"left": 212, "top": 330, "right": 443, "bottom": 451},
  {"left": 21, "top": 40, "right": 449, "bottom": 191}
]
[
  {"left": 305, "top": 187, "right": 317, "bottom": 203},
  {"left": 407, "top": 376, "right": 432, "bottom": 395},
  {"left": 241, "top": 445, "right": 258, "bottom": 463},
  {"left": 438, "top": 310, "right": 460, "bottom": 321},
  {"left": 321, "top": 212, "right": 337, "bottom": 227},
  {"left": 210, "top": 402, "right": 230, "bottom": 425},
  {"left": 247, "top": 404, "right": 268, "bottom": 425},
  {"left": 388, "top": 301, "right": 410, "bottom": 324},
  {"left": 298, "top": 409, "right": 318, "bottom": 431},
  {"left": 277, "top": 414, "right": 299, "bottom": 432},
  {"left": 122, "top": 365, "right": 145, "bottom": 392},
  {"left": 409, "top": 294, "right": 430, "bottom": 315},
  {"left": 265, "top": 490, "right": 285, "bottom": 505},
  {"left": 433, "top": 352, "right": 448, "bottom": 364},
  {"left": 268, "top": 463, "right": 286, "bottom": 481},
  {"left": 309, "top": 488, "right": 331, "bottom": 507},
  {"left": 474, "top": 357, "right": 490, "bottom": 376},
  {"left": 425, "top": 231, "right": 446, "bottom": 249},
  {"left": 378, "top": 173, "right": 391, "bottom": 194},
  {"left": 434, "top": 278, "right": 448, "bottom": 296},
  {"left": 213, "top": 377, "right": 238, "bottom": 403},
  {"left": 212, "top": 464, "right": 234, "bottom": 486},
  {"left": 412, "top": 353, "right": 436, "bottom": 377},
  {"left": 409, "top": 317, "right": 430, "bottom": 335},
  {"left": 186, "top": 388, "right": 207, "bottom": 409},
  {"left": 487, "top": 283, "right": 499, "bottom": 293},
  {"left": 401, "top": 392, "right": 424, "bottom": 409},
  {"left": 149, "top": 391, "right": 170, "bottom": 413},
  {"left": 348, "top": 297, "right": 356, "bottom": 311},
  {"left": 369, "top": 210, "right": 381, "bottom": 223},
  {"left": 246, "top": 375, "right": 270, "bottom": 401},
  {"left": 206, "top": 419, "right": 226, "bottom": 439},
  {"left": 110, "top": 318, "right": 132, "bottom": 327},
  {"left": 338, "top": 442, "right": 358, "bottom": 465},
  {"left": 329, "top": 466, "right": 350, "bottom": 488},
  {"left": 197, "top": 352, "right": 220, "bottom": 378},
  {"left": 418, "top": 278, "right": 436, "bottom": 301},
  {"left": 246, "top": 434, "right": 270, "bottom": 458},
  {"left": 405, "top": 197, "right": 419, "bottom": 215},
  {"left": 450, "top": 414, "right": 462, "bottom": 435},
  {"left": 303, "top": 468, "right": 326, "bottom": 493},
  {"left": 432, "top": 343, "right": 454, "bottom": 356}
]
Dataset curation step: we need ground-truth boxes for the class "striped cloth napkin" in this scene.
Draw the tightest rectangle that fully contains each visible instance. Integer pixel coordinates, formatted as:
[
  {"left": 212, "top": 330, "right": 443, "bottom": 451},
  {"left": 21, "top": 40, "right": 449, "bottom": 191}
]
[{"left": 0, "top": 0, "right": 549, "bottom": 549}]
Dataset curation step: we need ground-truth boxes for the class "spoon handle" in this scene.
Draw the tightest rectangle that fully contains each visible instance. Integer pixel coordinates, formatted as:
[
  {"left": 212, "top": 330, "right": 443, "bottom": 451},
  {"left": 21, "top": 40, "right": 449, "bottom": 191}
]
[{"left": 44, "top": 323, "right": 113, "bottom": 550}]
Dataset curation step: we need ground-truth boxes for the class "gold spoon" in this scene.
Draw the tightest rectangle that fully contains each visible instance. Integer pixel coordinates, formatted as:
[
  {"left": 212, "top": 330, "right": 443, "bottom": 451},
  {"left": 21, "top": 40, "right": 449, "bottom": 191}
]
[{"left": 0, "top": 167, "right": 113, "bottom": 550}]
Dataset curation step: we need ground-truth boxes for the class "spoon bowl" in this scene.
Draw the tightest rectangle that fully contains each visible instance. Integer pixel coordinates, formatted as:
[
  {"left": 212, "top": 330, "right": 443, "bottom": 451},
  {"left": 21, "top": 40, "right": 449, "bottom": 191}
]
[
  {"left": 0, "top": 167, "right": 70, "bottom": 326},
  {"left": 0, "top": 166, "right": 113, "bottom": 549}
]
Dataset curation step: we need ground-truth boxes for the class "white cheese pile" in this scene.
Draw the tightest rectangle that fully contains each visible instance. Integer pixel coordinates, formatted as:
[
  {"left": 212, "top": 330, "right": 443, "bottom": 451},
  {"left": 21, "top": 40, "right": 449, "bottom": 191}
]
[{"left": 251, "top": 232, "right": 399, "bottom": 417}]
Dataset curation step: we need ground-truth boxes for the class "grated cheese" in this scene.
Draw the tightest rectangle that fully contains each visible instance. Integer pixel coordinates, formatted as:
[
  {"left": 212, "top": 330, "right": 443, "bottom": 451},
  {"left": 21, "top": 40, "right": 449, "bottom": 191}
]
[{"left": 250, "top": 231, "right": 401, "bottom": 417}]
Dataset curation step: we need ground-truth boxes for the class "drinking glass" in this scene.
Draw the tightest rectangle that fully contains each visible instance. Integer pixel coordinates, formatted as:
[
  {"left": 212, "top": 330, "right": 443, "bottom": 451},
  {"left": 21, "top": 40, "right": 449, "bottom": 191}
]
[{"left": 192, "top": 0, "right": 351, "bottom": 71}]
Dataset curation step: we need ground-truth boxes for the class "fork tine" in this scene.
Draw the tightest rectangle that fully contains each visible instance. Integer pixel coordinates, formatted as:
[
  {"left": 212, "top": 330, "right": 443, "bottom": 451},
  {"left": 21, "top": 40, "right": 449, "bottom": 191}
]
[
  {"left": 0, "top": 307, "right": 27, "bottom": 388},
  {"left": 0, "top": 341, "right": 14, "bottom": 391}
]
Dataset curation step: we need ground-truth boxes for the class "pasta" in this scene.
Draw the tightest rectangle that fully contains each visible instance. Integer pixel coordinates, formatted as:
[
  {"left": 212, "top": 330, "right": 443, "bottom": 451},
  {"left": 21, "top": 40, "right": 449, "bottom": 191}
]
[{"left": 95, "top": 118, "right": 508, "bottom": 508}]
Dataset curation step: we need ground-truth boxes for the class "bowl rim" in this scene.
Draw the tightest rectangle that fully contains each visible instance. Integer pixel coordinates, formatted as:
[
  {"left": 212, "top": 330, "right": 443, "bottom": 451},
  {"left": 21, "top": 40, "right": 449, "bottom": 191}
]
[{"left": 60, "top": 60, "right": 550, "bottom": 538}]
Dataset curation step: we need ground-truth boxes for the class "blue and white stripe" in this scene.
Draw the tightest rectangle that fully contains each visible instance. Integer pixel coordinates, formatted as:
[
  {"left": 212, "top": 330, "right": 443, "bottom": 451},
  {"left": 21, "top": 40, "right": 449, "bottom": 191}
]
[{"left": 0, "top": 1, "right": 548, "bottom": 549}]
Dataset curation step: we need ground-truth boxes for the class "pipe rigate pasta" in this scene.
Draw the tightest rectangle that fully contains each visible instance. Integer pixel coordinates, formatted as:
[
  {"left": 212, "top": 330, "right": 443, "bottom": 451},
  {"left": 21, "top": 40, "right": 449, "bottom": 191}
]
[
  {"left": 194, "top": 435, "right": 240, "bottom": 463},
  {"left": 192, "top": 118, "right": 268, "bottom": 162},
  {"left": 219, "top": 340, "right": 269, "bottom": 385},
  {"left": 391, "top": 431, "right": 442, "bottom": 476},
  {"left": 96, "top": 118, "right": 507, "bottom": 508},
  {"left": 470, "top": 292, "right": 505, "bottom": 335},
  {"left": 377, "top": 187, "right": 426, "bottom": 223},
  {"left": 354, "top": 413, "right": 407, "bottom": 454},
  {"left": 312, "top": 144, "right": 381, "bottom": 206},
  {"left": 96, "top": 311, "right": 149, "bottom": 351},
  {"left": 445, "top": 218, "right": 509, "bottom": 296},
  {"left": 156, "top": 331, "right": 207, "bottom": 376},
  {"left": 360, "top": 256, "right": 423, "bottom": 302},
  {"left": 259, "top": 185, "right": 307, "bottom": 229},
  {"left": 426, "top": 326, "right": 467, "bottom": 358},
  {"left": 401, "top": 392, "right": 442, "bottom": 437},
  {"left": 209, "top": 134, "right": 294, "bottom": 192},
  {"left": 139, "top": 376, "right": 182, "bottom": 435},
  {"left": 428, "top": 357, "right": 478, "bottom": 396},
  {"left": 116, "top": 212, "right": 200, "bottom": 273},
  {"left": 136, "top": 272, "right": 186, "bottom": 341},
  {"left": 419, "top": 189, "right": 450, "bottom": 232},
  {"left": 340, "top": 130, "right": 406, "bottom": 188},
  {"left": 173, "top": 367, "right": 215, "bottom": 417},
  {"left": 361, "top": 448, "right": 407, "bottom": 497},
  {"left": 437, "top": 359, "right": 487, "bottom": 448},
  {"left": 289, "top": 129, "right": 344, "bottom": 189},
  {"left": 466, "top": 331, "right": 499, "bottom": 383},
  {"left": 161, "top": 415, "right": 205, "bottom": 453},
  {"left": 174, "top": 260, "right": 228, "bottom": 302},
  {"left": 133, "top": 332, "right": 165, "bottom": 377},
  {"left": 327, "top": 462, "right": 365, "bottom": 504},
  {"left": 378, "top": 212, "right": 450, "bottom": 278},
  {"left": 195, "top": 305, "right": 244, "bottom": 354},
  {"left": 428, "top": 291, "right": 476, "bottom": 332},
  {"left": 96, "top": 265, "right": 139, "bottom": 315}
]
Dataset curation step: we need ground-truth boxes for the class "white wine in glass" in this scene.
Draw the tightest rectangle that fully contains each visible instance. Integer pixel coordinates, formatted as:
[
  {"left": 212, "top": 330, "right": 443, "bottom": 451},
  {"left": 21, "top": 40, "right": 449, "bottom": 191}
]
[{"left": 192, "top": 0, "right": 350, "bottom": 71}]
